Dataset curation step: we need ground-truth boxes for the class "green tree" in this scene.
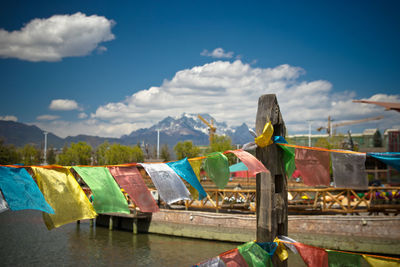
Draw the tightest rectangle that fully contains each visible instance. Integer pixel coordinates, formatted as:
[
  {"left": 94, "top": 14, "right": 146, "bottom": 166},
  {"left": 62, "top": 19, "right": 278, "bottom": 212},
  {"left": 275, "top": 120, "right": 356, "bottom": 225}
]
[
  {"left": 95, "top": 141, "right": 110, "bottom": 165},
  {"left": 160, "top": 144, "right": 171, "bottom": 162},
  {"left": 0, "top": 139, "right": 21, "bottom": 164},
  {"left": 20, "top": 144, "right": 41, "bottom": 165},
  {"left": 174, "top": 141, "right": 200, "bottom": 160},
  {"left": 103, "top": 143, "right": 144, "bottom": 165},
  {"left": 47, "top": 146, "right": 57, "bottom": 165},
  {"left": 208, "top": 135, "right": 235, "bottom": 164},
  {"left": 58, "top": 142, "right": 92, "bottom": 165}
]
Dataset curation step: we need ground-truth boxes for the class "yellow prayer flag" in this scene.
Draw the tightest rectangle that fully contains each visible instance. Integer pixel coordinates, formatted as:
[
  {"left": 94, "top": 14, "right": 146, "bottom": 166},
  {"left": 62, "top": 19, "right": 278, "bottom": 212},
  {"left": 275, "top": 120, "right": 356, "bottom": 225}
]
[
  {"left": 31, "top": 167, "right": 97, "bottom": 230},
  {"left": 274, "top": 237, "right": 289, "bottom": 261},
  {"left": 188, "top": 158, "right": 203, "bottom": 199},
  {"left": 363, "top": 255, "right": 400, "bottom": 266},
  {"left": 255, "top": 121, "right": 274, "bottom": 148}
]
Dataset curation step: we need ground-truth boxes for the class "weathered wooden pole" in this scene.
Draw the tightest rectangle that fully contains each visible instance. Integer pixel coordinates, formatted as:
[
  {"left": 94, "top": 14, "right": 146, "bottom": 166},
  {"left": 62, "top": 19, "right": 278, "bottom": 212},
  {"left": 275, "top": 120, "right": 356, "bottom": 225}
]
[{"left": 255, "top": 94, "right": 288, "bottom": 266}]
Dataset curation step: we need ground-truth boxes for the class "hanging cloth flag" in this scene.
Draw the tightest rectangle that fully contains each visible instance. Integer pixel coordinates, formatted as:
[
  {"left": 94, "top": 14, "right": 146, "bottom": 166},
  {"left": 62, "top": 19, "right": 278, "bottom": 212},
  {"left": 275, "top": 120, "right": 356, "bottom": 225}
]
[
  {"left": 0, "top": 191, "right": 9, "bottom": 213},
  {"left": 108, "top": 166, "right": 159, "bottom": 213},
  {"left": 226, "top": 150, "right": 268, "bottom": 177},
  {"left": 362, "top": 255, "right": 400, "bottom": 266},
  {"left": 273, "top": 237, "right": 289, "bottom": 262},
  {"left": 219, "top": 248, "right": 249, "bottom": 267},
  {"left": 195, "top": 256, "right": 226, "bottom": 267},
  {"left": 31, "top": 167, "right": 96, "bottom": 230},
  {"left": 140, "top": 163, "right": 191, "bottom": 205},
  {"left": 73, "top": 167, "right": 130, "bottom": 214},
  {"left": 278, "top": 145, "right": 296, "bottom": 178},
  {"left": 254, "top": 121, "right": 274, "bottom": 148},
  {"left": 331, "top": 152, "right": 368, "bottom": 189},
  {"left": 167, "top": 158, "right": 207, "bottom": 200},
  {"left": 237, "top": 241, "right": 273, "bottom": 267},
  {"left": 204, "top": 152, "right": 230, "bottom": 189},
  {"left": 293, "top": 242, "right": 328, "bottom": 267},
  {"left": 188, "top": 158, "right": 203, "bottom": 200},
  {"left": 0, "top": 167, "right": 54, "bottom": 214},
  {"left": 295, "top": 148, "right": 331, "bottom": 186},
  {"left": 327, "top": 250, "right": 361, "bottom": 267},
  {"left": 368, "top": 152, "right": 400, "bottom": 172},
  {"left": 277, "top": 235, "right": 299, "bottom": 254}
]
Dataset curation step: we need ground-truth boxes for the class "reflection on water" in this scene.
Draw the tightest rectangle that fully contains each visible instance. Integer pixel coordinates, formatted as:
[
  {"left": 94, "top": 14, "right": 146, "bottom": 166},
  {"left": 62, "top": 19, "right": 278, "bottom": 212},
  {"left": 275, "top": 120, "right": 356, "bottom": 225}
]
[{"left": 0, "top": 210, "right": 239, "bottom": 266}]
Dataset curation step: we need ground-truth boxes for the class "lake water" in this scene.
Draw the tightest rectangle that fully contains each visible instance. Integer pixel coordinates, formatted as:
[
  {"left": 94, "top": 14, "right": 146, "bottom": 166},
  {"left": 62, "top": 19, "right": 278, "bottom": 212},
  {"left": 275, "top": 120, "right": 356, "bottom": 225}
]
[
  {"left": 0, "top": 210, "right": 308, "bottom": 266},
  {"left": 0, "top": 210, "right": 241, "bottom": 266}
]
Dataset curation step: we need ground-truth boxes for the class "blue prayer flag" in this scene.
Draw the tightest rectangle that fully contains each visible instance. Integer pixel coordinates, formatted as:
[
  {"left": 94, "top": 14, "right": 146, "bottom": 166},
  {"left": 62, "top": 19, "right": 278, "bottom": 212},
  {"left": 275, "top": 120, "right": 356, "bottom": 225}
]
[
  {"left": 167, "top": 158, "right": 207, "bottom": 200},
  {"left": 0, "top": 167, "right": 54, "bottom": 214}
]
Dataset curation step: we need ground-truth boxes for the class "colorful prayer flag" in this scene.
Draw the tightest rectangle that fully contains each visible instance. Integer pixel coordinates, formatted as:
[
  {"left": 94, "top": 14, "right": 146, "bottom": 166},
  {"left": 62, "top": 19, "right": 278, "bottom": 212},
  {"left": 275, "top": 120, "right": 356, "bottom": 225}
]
[
  {"left": 0, "top": 191, "right": 9, "bottom": 213},
  {"left": 188, "top": 158, "right": 203, "bottom": 200},
  {"left": 327, "top": 250, "right": 361, "bottom": 267},
  {"left": 331, "top": 152, "right": 368, "bottom": 189},
  {"left": 31, "top": 167, "right": 96, "bottom": 230},
  {"left": 279, "top": 145, "right": 296, "bottom": 178},
  {"left": 73, "top": 167, "right": 130, "bottom": 214},
  {"left": 141, "top": 163, "right": 191, "bottom": 204},
  {"left": 226, "top": 149, "right": 268, "bottom": 177},
  {"left": 362, "top": 255, "right": 400, "bottom": 266},
  {"left": 0, "top": 166, "right": 54, "bottom": 214},
  {"left": 167, "top": 158, "right": 207, "bottom": 200},
  {"left": 237, "top": 241, "right": 273, "bottom": 267},
  {"left": 219, "top": 248, "right": 249, "bottom": 267},
  {"left": 108, "top": 166, "right": 159, "bottom": 213},
  {"left": 204, "top": 152, "right": 230, "bottom": 189},
  {"left": 293, "top": 242, "right": 328, "bottom": 267},
  {"left": 295, "top": 148, "right": 330, "bottom": 186}
]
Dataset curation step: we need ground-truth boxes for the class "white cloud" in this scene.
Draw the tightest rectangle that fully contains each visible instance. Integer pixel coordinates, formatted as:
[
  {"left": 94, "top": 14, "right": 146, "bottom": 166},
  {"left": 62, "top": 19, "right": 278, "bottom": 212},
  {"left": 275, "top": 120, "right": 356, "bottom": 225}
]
[
  {"left": 78, "top": 112, "right": 88, "bottom": 119},
  {"left": 36, "top": 114, "right": 60, "bottom": 121},
  {"left": 31, "top": 60, "right": 399, "bottom": 138},
  {"left": 90, "top": 60, "right": 399, "bottom": 137},
  {"left": 0, "top": 12, "right": 115, "bottom": 62},
  {"left": 0, "top": 115, "right": 17, "bottom": 122},
  {"left": 49, "top": 99, "right": 79, "bottom": 111},
  {"left": 201, "top": 48, "right": 234, "bottom": 59}
]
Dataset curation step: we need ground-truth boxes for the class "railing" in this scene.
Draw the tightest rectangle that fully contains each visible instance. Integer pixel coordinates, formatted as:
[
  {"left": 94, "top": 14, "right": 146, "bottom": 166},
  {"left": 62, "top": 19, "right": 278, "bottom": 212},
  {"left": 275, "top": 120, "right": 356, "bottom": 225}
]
[{"left": 175, "top": 187, "right": 400, "bottom": 215}]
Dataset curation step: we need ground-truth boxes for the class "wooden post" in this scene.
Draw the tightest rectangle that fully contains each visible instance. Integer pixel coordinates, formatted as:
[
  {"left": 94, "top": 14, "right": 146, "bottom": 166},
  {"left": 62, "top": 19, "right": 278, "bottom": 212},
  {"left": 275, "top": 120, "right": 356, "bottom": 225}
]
[{"left": 255, "top": 94, "right": 288, "bottom": 266}]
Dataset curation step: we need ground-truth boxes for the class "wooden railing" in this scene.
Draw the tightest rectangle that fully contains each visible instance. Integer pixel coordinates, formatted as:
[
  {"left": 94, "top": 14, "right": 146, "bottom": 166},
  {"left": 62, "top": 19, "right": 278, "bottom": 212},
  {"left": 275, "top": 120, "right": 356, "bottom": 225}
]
[{"left": 173, "top": 187, "right": 400, "bottom": 215}]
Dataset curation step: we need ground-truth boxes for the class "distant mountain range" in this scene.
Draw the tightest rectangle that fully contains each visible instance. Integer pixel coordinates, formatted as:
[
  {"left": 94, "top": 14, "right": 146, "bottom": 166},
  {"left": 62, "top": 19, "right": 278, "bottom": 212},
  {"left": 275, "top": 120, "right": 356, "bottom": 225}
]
[{"left": 0, "top": 113, "right": 253, "bottom": 149}]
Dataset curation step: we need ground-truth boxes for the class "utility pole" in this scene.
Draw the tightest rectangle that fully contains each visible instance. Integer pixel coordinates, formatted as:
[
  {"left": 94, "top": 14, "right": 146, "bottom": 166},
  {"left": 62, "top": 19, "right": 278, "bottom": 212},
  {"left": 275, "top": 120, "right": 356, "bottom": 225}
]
[
  {"left": 255, "top": 94, "right": 287, "bottom": 267},
  {"left": 307, "top": 120, "right": 312, "bottom": 147},
  {"left": 43, "top": 132, "right": 48, "bottom": 165}
]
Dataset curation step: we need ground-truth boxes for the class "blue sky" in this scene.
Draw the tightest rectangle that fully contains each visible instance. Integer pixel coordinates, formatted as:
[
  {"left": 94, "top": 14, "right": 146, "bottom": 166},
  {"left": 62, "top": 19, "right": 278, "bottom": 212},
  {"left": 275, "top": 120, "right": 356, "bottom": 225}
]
[{"left": 0, "top": 0, "right": 399, "bottom": 138}]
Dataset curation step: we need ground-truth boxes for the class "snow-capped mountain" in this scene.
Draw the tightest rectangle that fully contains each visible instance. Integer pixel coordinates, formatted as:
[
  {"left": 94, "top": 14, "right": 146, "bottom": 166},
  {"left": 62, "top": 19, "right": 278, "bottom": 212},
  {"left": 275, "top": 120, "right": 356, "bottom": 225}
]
[{"left": 121, "top": 113, "right": 253, "bottom": 146}]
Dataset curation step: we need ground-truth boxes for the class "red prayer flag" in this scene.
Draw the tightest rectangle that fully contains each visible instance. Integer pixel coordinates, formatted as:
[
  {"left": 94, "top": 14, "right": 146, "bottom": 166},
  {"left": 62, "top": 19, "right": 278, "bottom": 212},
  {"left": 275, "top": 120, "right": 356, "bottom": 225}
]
[
  {"left": 108, "top": 166, "right": 159, "bottom": 213},
  {"left": 295, "top": 148, "right": 330, "bottom": 186},
  {"left": 293, "top": 242, "right": 328, "bottom": 267},
  {"left": 227, "top": 149, "right": 268, "bottom": 177},
  {"left": 219, "top": 248, "right": 249, "bottom": 267}
]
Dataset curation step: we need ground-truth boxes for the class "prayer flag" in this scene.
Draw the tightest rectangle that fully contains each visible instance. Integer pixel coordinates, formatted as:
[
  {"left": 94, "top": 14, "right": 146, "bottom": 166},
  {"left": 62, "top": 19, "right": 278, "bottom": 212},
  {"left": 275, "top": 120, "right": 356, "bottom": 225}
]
[
  {"left": 196, "top": 256, "right": 226, "bottom": 267},
  {"left": 368, "top": 152, "right": 400, "bottom": 172},
  {"left": 293, "top": 242, "right": 328, "bottom": 267},
  {"left": 204, "top": 152, "right": 230, "bottom": 189},
  {"left": 237, "top": 241, "right": 273, "bottom": 267},
  {"left": 188, "top": 158, "right": 203, "bottom": 200},
  {"left": 0, "top": 166, "right": 54, "bottom": 214},
  {"left": 362, "top": 255, "right": 400, "bottom": 266},
  {"left": 219, "top": 248, "right": 249, "bottom": 267},
  {"left": 0, "top": 191, "right": 9, "bottom": 213},
  {"left": 108, "top": 166, "right": 159, "bottom": 213},
  {"left": 226, "top": 150, "right": 268, "bottom": 177},
  {"left": 31, "top": 167, "right": 96, "bottom": 230},
  {"left": 331, "top": 152, "right": 368, "bottom": 189},
  {"left": 327, "top": 250, "right": 361, "bottom": 267},
  {"left": 279, "top": 145, "right": 296, "bottom": 178},
  {"left": 295, "top": 148, "right": 330, "bottom": 186},
  {"left": 73, "top": 167, "right": 130, "bottom": 214},
  {"left": 167, "top": 158, "right": 207, "bottom": 200},
  {"left": 141, "top": 163, "right": 191, "bottom": 204}
]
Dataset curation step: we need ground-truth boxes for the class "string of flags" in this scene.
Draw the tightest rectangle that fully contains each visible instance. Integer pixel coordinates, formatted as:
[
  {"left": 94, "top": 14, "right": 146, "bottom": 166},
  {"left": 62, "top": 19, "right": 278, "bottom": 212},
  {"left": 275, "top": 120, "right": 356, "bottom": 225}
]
[{"left": 193, "top": 236, "right": 400, "bottom": 267}]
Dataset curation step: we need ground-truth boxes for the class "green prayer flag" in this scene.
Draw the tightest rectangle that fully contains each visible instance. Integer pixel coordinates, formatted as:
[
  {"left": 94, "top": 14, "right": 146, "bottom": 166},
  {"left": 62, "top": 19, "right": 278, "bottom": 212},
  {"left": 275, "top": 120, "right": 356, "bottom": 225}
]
[
  {"left": 204, "top": 152, "right": 230, "bottom": 189},
  {"left": 238, "top": 241, "right": 273, "bottom": 267},
  {"left": 73, "top": 167, "right": 130, "bottom": 214},
  {"left": 327, "top": 250, "right": 361, "bottom": 267},
  {"left": 280, "top": 145, "right": 295, "bottom": 178}
]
